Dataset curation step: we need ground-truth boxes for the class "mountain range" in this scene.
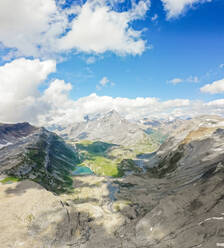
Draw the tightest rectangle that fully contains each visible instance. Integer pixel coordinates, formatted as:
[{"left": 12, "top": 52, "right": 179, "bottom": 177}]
[
  {"left": 0, "top": 113, "right": 224, "bottom": 247},
  {"left": 56, "top": 110, "right": 155, "bottom": 146}
]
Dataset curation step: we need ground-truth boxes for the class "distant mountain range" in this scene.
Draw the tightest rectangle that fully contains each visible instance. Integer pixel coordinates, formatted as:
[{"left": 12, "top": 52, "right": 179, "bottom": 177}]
[{"left": 56, "top": 110, "right": 155, "bottom": 147}]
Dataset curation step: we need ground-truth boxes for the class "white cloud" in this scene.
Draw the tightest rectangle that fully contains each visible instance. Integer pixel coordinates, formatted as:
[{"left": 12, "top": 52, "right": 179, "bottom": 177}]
[
  {"left": 58, "top": 0, "right": 150, "bottom": 55},
  {"left": 151, "top": 14, "right": 158, "bottom": 22},
  {"left": 206, "top": 99, "right": 224, "bottom": 107},
  {"left": 86, "top": 57, "right": 96, "bottom": 64},
  {"left": 161, "top": 0, "right": 212, "bottom": 19},
  {"left": 168, "top": 76, "right": 199, "bottom": 84},
  {"left": 0, "top": 58, "right": 56, "bottom": 123},
  {"left": 100, "top": 77, "right": 110, "bottom": 86},
  {"left": 200, "top": 78, "right": 224, "bottom": 94},
  {"left": 0, "top": 0, "right": 67, "bottom": 58},
  {"left": 187, "top": 76, "right": 199, "bottom": 83},
  {"left": 1, "top": 58, "right": 224, "bottom": 126},
  {"left": 0, "top": 0, "right": 150, "bottom": 58},
  {"left": 96, "top": 76, "right": 115, "bottom": 90},
  {"left": 39, "top": 93, "right": 224, "bottom": 125},
  {"left": 169, "top": 78, "right": 183, "bottom": 84}
]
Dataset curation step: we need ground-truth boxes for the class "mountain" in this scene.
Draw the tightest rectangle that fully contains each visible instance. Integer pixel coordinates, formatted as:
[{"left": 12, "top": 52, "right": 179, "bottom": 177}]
[
  {"left": 57, "top": 110, "right": 154, "bottom": 147},
  {"left": 147, "top": 115, "right": 224, "bottom": 177},
  {"left": 0, "top": 122, "right": 79, "bottom": 193},
  {"left": 131, "top": 115, "right": 224, "bottom": 247},
  {"left": 1, "top": 116, "right": 224, "bottom": 247},
  {"left": 54, "top": 111, "right": 159, "bottom": 177}
]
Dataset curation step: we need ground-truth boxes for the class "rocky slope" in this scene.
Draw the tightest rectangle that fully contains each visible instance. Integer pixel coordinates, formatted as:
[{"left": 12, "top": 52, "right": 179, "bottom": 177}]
[
  {"left": 0, "top": 116, "right": 224, "bottom": 247},
  {"left": 146, "top": 115, "right": 224, "bottom": 177},
  {"left": 0, "top": 122, "right": 80, "bottom": 193},
  {"left": 57, "top": 110, "right": 154, "bottom": 147},
  {"left": 139, "top": 117, "right": 185, "bottom": 139}
]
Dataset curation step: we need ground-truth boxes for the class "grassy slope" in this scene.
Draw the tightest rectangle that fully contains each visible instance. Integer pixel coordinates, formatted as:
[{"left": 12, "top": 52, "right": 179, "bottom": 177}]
[{"left": 75, "top": 138, "right": 158, "bottom": 177}]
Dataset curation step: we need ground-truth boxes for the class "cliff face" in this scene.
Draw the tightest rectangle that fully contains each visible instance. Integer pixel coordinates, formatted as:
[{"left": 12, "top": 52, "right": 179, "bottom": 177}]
[{"left": 0, "top": 123, "right": 80, "bottom": 193}]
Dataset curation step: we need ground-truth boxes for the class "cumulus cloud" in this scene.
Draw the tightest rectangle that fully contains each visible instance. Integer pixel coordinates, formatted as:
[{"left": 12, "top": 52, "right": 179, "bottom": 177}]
[
  {"left": 0, "top": 58, "right": 56, "bottom": 123},
  {"left": 1, "top": 58, "right": 224, "bottom": 127},
  {"left": 0, "top": 0, "right": 67, "bottom": 58},
  {"left": 161, "top": 0, "right": 212, "bottom": 19},
  {"left": 0, "top": 0, "right": 150, "bottom": 58},
  {"left": 37, "top": 93, "right": 224, "bottom": 125},
  {"left": 200, "top": 78, "right": 224, "bottom": 94},
  {"left": 58, "top": 0, "right": 150, "bottom": 55}
]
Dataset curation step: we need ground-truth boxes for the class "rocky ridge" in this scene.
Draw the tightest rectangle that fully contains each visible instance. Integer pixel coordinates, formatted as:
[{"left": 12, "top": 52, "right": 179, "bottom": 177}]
[{"left": 0, "top": 122, "right": 79, "bottom": 193}]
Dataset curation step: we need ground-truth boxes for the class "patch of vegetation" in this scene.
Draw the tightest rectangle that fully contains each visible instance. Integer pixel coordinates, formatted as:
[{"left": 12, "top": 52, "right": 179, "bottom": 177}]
[
  {"left": 76, "top": 141, "right": 115, "bottom": 155},
  {"left": 26, "top": 214, "right": 35, "bottom": 224},
  {"left": 81, "top": 156, "right": 122, "bottom": 177},
  {"left": 0, "top": 176, "right": 20, "bottom": 184}
]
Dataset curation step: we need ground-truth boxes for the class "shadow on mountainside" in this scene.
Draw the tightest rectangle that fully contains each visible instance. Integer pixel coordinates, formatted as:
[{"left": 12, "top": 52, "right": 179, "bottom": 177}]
[
  {"left": 4, "top": 179, "right": 43, "bottom": 195},
  {"left": 76, "top": 141, "right": 118, "bottom": 153},
  {"left": 24, "top": 167, "right": 224, "bottom": 248}
]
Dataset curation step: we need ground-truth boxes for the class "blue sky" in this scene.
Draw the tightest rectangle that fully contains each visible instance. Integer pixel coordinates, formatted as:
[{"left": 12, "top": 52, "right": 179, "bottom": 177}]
[
  {"left": 0, "top": 0, "right": 224, "bottom": 125},
  {"left": 50, "top": 0, "right": 224, "bottom": 101}
]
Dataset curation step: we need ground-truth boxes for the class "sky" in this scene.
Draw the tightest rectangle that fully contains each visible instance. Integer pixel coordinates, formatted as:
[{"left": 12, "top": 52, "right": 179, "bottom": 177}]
[{"left": 0, "top": 0, "right": 224, "bottom": 126}]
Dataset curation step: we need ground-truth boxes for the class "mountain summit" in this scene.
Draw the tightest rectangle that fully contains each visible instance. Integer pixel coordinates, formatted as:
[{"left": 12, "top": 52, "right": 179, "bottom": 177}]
[{"left": 58, "top": 110, "right": 153, "bottom": 146}]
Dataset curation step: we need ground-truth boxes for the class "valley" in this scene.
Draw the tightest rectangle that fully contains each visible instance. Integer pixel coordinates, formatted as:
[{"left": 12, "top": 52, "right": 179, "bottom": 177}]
[{"left": 0, "top": 113, "right": 224, "bottom": 247}]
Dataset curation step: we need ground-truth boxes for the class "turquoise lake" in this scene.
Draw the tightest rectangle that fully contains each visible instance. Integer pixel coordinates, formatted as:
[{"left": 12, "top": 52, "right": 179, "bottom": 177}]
[{"left": 72, "top": 166, "right": 94, "bottom": 175}]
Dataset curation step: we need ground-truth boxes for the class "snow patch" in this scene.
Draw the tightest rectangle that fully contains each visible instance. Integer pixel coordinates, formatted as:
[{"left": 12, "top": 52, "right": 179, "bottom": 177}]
[
  {"left": 199, "top": 216, "right": 224, "bottom": 225},
  {"left": 0, "top": 142, "right": 13, "bottom": 149}
]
